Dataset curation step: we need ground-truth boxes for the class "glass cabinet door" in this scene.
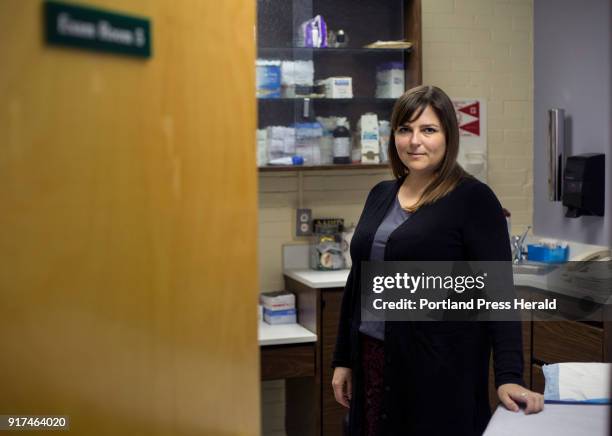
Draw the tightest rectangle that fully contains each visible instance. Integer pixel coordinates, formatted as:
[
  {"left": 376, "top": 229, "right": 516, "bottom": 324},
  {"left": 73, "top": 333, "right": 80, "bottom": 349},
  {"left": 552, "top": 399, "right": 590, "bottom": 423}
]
[{"left": 256, "top": 0, "right": 422, "bottom": 170}]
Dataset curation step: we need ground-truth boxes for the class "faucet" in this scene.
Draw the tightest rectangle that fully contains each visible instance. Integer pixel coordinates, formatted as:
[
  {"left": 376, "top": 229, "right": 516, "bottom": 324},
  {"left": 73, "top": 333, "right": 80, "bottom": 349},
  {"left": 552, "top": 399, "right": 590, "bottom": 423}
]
[{"left": 511, "top": 226, "right": 531, "bottom": 264}]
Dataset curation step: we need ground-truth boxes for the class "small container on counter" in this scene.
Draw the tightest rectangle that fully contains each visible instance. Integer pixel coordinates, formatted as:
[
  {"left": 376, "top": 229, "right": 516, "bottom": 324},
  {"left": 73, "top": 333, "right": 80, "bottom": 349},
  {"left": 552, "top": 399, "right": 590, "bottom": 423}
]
[
  {"left": 310, "top": 218, "right": 347, "bottom": 270},
  {"left": 527, "top": 243, "right": 569, "bottom": 263}
]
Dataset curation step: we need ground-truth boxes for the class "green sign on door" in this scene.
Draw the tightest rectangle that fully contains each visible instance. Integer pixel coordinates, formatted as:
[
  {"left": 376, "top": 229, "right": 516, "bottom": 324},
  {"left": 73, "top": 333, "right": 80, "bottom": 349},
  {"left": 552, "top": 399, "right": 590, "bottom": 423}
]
[{"left": 44, "top": 1, "right": 152, "bottom": 58}]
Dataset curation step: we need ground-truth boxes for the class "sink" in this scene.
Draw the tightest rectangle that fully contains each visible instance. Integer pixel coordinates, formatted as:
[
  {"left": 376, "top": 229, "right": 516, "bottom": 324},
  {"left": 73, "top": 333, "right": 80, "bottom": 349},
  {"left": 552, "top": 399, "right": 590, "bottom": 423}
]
[{"left": 512, "top": 262, "right": 557, "bottom": 275}]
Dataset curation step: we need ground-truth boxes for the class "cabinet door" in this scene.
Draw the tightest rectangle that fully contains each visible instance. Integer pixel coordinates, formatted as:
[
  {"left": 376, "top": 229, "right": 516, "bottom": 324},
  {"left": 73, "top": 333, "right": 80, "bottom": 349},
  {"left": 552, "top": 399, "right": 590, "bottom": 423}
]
[
  {"left": 532, "top": 364, "right": 545, "bottom": 394},
  {"left": 533, "top": 321, "right": 603, "bottom": 363},
  {"left": 256, "top": 0, "right": 422, "bottom": 169},
  {"left": 321, "top": 289, "right": 346, "bottom": 436}
]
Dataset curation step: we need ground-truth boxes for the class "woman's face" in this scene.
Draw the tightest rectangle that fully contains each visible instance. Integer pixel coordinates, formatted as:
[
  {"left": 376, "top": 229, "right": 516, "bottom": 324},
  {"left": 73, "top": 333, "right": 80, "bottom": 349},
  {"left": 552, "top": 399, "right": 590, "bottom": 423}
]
[{"left": 394, "top": 105, "right": 446, "bottom": 176}]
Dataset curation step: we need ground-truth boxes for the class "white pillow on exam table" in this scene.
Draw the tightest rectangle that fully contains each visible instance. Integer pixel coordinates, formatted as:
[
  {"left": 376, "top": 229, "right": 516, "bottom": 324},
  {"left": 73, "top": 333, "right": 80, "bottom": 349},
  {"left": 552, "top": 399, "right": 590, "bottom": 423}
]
[{"left": 543, "top": 362, "right": 611, "bottom": 404}]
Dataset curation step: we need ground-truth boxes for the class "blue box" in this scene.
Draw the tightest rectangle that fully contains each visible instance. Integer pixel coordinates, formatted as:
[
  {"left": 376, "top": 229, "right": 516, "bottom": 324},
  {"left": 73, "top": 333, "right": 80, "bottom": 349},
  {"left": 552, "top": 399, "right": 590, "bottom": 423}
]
[
  {"left": 263, "top": 308, "right": 297, "bottom": 325},
  {"left": 256, "top": 61, "right": 281, "bottom": 99},
  {"left": 527, "top": 244, "right": 569, "bottom": 263}
]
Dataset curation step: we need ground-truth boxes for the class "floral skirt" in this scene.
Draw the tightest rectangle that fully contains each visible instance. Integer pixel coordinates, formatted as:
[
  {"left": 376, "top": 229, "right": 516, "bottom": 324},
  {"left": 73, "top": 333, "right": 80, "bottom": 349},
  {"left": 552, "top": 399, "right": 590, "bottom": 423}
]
[{"left": 361, "top": 333, "right": 385, "bottom": 436}]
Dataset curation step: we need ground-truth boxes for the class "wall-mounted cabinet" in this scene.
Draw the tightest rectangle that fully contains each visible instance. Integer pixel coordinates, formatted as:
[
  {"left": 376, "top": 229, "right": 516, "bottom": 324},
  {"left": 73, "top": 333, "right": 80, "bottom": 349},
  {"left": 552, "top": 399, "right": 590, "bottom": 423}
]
[{"left": 256, "top": 0, "right": 422, "bottom": 172}]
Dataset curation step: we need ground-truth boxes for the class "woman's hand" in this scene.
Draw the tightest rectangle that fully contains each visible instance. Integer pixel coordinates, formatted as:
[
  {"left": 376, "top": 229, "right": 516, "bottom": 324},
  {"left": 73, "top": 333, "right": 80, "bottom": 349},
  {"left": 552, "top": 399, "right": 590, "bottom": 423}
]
[
  {"left": 497, "top": 383, "right": 544, "bottom": 414},
  {"left": 332, "top": 367, "right": 352, "bottom": 408}
]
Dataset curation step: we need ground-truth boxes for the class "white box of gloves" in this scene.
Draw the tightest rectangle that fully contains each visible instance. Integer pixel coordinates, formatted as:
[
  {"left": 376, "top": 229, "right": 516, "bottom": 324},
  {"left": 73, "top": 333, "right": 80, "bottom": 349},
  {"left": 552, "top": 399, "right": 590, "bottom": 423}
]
[
  {"left": 261, "top": 291, "right": 297, "bottom": 325},
  {"left": 317, "top": 77, "right": 353, "bottom": 99}
]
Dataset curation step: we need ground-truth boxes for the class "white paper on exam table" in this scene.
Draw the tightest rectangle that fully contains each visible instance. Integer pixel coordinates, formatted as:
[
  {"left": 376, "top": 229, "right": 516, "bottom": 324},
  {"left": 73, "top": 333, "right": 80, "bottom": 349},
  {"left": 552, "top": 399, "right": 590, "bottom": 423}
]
[{"left": 483, "top": 403, "right": 610, "bottom": 436}]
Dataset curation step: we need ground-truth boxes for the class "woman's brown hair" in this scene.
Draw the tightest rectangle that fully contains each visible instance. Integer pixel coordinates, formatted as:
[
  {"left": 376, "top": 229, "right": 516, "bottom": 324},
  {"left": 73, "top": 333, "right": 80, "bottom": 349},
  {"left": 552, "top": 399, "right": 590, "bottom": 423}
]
[{"left": 388, "top": 85, "right": 472, "bottom": 211}]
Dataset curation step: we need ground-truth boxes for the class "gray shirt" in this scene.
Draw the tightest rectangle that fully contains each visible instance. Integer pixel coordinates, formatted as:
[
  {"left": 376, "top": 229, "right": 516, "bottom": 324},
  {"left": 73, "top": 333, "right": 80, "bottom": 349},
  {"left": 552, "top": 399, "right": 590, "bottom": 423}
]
[{"left": 359, "top": 195, "right": 411, "bottom": 340}]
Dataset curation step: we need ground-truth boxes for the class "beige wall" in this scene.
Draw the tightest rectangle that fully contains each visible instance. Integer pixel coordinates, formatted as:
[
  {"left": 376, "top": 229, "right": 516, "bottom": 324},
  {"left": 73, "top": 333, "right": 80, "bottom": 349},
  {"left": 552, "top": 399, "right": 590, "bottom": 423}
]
[
  {"left": 259, "top": 1, "right": 533, "bottom": 434},
  {"left": 259, "top": 170, "right": 389, "bottom": 291},
  {"left": 422, "top": 0, "right": 534, "bottom": 233}
]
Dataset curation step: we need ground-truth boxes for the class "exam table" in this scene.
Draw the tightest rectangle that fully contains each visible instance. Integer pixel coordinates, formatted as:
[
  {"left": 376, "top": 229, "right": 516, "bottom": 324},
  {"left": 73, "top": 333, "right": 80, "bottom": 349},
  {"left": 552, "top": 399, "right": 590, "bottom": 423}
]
[{"left": 483, "top": 403, "right": 610, "bottom": 436}]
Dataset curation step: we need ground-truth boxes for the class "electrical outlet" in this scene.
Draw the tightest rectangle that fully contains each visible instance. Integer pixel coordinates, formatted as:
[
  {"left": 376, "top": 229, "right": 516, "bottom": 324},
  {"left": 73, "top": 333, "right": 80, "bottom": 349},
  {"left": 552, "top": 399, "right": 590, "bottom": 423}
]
[{"left": 296, "top": 208, "right": 312, "bottom": 237}]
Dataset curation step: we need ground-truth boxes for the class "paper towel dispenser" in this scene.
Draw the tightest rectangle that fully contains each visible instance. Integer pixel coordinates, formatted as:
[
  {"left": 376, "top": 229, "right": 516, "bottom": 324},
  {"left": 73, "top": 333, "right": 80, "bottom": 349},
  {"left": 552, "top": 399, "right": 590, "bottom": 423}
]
[{"left": 562, "top": 153, "right": 605, "bottom": 217}]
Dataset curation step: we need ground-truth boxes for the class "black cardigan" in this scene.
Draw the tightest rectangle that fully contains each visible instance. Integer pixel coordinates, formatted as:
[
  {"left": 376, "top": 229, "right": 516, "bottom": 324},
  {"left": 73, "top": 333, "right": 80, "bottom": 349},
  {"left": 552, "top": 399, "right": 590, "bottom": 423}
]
[{"left": 332, "top": 176, "right": 524, "bottom": 436}]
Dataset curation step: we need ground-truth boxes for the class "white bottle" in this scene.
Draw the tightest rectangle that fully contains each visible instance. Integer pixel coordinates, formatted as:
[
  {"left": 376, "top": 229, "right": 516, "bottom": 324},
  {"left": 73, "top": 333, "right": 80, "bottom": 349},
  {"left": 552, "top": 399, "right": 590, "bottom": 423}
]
[{"left": 378, "top": 120, "right": 391, "bottom": 163}]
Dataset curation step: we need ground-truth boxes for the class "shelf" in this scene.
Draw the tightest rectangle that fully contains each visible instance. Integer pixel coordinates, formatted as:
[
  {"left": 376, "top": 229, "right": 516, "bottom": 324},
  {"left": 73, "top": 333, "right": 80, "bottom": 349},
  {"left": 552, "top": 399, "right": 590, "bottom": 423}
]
[
  {"left": 258, "top": 46, "right": 412, "bottom": 57},
  {"left": 257, "top": 97, "right": 397, "bottom": 103},
  {"left": 256, "top": 0, "right": 422, "bottom": 176},
  {"left": 258, "top": 163, "right": 389, "bottom": 172}
]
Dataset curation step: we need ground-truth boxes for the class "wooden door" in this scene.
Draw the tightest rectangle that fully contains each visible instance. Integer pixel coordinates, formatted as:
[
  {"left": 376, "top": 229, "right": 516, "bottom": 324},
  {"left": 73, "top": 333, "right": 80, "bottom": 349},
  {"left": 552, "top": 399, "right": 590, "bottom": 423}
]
[{"left": 0, "top": 1, "right": 259, "bottom": 435}]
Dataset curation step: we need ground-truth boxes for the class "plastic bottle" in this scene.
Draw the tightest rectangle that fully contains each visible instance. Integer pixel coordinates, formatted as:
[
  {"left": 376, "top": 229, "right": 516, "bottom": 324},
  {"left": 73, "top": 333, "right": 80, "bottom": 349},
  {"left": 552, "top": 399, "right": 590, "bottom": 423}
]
[
  {"left": 268, "top": 155, "right": 304, "bottom": 165},
  {"left": 333, "top": 117, "right": 351, "bottom": 164},
  {"left": 378, "top": 120, "right": 391, "bottom": 163}
]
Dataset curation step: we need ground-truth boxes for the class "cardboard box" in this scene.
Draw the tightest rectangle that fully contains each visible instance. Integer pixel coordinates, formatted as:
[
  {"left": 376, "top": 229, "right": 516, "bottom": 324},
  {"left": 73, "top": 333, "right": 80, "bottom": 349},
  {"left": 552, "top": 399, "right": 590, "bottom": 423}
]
[
  {"left": 317, "top": 77, "right": 353, "bottom": 99},
  {"left": 376, "top": 62, "right": 405, "bottom": 98},
  {"left": 359, "top": 113, "right": 380, "bottom": 163},
  {"left": 263, "top": 308, "right": 297, "bottom": 325},
  {"left": 260, "top": 290, "right": 295, "bottom": 310}
]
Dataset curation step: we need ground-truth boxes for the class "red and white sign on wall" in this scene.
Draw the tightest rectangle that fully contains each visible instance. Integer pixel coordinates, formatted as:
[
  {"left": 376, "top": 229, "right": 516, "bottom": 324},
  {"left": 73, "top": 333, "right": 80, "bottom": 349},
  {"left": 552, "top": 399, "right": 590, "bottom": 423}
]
[
  {"left": 452, "top": 98, "right": 487, "bottom": 182},
  {"left": 454, "top": 100, "right": 481, "bottom": 137}
]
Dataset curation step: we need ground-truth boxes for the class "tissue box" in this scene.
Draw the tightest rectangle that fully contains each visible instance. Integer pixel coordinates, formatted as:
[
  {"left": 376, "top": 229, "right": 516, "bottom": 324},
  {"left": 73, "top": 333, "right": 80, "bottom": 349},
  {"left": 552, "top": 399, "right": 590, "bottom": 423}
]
[
  {"left": 261, "top": 291, "right": 297, "bottom": 324},
  {"left": 260, "top": 290, "right": 295, "bottom": 309},
  {"left": 263, "top": 308, "right": 297, "bottom": 325}
]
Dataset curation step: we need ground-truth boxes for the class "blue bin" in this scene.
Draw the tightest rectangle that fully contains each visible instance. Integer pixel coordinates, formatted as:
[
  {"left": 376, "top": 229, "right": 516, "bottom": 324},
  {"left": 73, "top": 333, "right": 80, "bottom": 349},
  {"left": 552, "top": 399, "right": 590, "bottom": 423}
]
[{"left": 527, "top": 244, "right": 569, "bottom": 263}]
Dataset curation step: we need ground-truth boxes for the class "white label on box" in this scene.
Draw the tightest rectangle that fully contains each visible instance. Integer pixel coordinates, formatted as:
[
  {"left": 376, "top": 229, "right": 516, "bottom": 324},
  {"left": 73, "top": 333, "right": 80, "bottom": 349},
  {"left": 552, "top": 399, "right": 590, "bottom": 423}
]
[
  {"left": 324, "top": 77, "right": 353, "bottom": 98},
  {"left": 360, "top": 114, "right": 380, "bottom": 163}
]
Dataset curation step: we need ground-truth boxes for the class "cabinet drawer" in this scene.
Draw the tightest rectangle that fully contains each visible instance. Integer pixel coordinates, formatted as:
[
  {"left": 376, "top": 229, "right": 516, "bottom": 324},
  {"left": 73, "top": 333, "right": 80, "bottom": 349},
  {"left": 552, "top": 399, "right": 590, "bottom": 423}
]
[
  {"left": 532, "top": 364, "right": 545, "bottom": 393},
  {"left": 488, "top": 320, "right": 531, "bottom": 411},
  {"left": 321, "top": 290, "right": 346, "bottom": 436},
  {"left": 260, "top": 344, "right": 315, "bottom": 380},
  {"left": 533, "top": 321, "right": 603, "bottom": 363}
]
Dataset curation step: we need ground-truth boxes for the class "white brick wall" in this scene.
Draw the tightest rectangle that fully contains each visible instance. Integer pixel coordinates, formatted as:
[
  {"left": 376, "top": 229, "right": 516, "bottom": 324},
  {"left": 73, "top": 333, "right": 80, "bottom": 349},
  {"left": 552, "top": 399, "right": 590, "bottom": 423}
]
[
  {"left": 259, "top": 1, "right": 534, "bottom": 433},
  {"left": 259, "top": 170, "right": 389, "bottom": 291},
  {"left": 423, "top": 0, "right": 533, "bottom": 233}
]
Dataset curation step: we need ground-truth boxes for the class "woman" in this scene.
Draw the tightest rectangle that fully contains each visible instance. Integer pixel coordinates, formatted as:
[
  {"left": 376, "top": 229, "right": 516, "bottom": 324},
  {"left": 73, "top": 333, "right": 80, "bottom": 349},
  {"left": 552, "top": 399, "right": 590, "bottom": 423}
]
[{"left": 331, "top": 85, "right": 543, "bottom": 436}]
